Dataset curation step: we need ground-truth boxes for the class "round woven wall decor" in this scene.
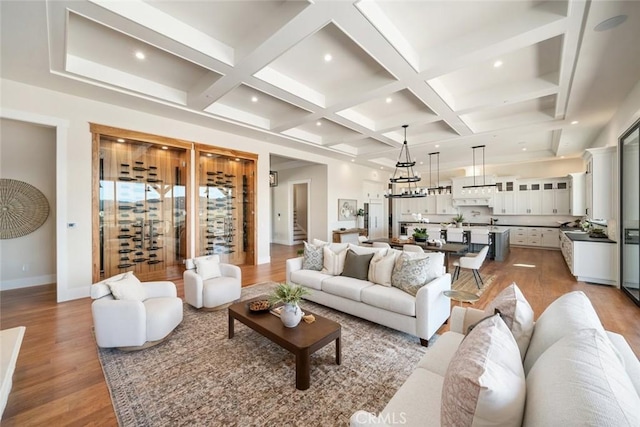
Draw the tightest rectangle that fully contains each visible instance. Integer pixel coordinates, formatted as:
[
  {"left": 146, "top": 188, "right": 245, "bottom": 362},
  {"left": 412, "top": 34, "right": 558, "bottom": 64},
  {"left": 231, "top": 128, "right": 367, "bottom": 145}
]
[{"left": 0, "top": 179, "right": 50, "bottom": 239}]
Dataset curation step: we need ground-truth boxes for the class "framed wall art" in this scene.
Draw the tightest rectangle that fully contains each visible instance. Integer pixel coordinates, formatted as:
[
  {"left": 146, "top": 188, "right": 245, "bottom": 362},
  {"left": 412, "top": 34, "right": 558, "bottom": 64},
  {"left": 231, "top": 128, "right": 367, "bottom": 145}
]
[{"left": 338, "top": 199, "right": 357, "bottom": 221}]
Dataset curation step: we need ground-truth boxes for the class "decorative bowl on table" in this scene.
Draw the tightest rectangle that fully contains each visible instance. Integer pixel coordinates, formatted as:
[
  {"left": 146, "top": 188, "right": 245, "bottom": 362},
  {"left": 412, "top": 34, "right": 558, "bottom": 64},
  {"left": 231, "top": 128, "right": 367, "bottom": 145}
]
[{"left": 248, "top": 299, "right": 271, "bottom": 313}]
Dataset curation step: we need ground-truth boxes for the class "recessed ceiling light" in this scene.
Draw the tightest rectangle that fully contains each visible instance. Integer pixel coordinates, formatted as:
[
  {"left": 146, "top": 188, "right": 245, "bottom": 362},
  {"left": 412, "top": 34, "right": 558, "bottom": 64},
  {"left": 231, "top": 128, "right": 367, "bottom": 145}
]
[
  {"left": 135, "top": 51, "right": 145, "bottom": 60},
  {"left": 351, "top": 159, "right": 355, "bottom": 162},
  {"left": 116, "top": 138, "right": 125, "bottom": 143},
  {"left": 235, "top": 158, "right": 240, "bottom": 162},
  {"left": 435, "top": 144, "right": 440, "bottom": 148},
  {"left": 161, "top": 146, "right": 168, "bottom": 150},
  {"left": 493, "top": 60, "right": 503, "bottom": 68},
  {"left": 251, "top": 96, "right": 258, "bottom": 103},
  {"left": 594, "top": 15, "right": 627, "bottom": 32},
  {"left": 419, "top": 161, "right": 423, "bottom": 165},
  {"left": 522, "top": 147, "right": 527, "bottom": 151},
  {"left": 324, "top": 53, "right": 332, "bottom": 62},
  {"left": 385, "top": 97, "right": 393, "bottom": 104},
  {"left": 380, "top": 167, "right": 384, "bottom": 170},
  {"left": 561, "top": 156, "right": 565, "bottom": 159},
  {"left": 316, "top": 121, "right": 322, "bottom": 126},
  {"left": 571, "top": 120, "right": 579, "bottom": 125},
  {"left": 206, "top": 153, "right": 213, "bottom": 157}
]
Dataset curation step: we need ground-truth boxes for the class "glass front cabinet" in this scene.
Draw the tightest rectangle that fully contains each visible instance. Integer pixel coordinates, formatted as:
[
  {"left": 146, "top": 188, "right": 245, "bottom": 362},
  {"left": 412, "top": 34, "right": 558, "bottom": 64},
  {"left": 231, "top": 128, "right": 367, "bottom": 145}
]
[{"left": 92, "top": 125, "right": 256, "bottom": 283}]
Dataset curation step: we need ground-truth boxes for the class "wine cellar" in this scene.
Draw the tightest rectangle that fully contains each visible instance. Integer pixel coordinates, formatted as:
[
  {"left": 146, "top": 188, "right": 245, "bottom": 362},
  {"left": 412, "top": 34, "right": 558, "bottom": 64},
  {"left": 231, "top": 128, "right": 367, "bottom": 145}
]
[{"left": 91, "top": 125, "right": 257, "bottom": 283}]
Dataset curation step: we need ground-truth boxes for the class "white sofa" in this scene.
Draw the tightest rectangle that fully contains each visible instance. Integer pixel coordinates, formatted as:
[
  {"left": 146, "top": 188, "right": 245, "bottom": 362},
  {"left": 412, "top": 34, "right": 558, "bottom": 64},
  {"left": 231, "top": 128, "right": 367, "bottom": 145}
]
[
  {"left": 351, "top": 290, "right": 640, "bottom": 426},
  {"left": 286, "top": 245, "right": 451, "bottom": 346}
]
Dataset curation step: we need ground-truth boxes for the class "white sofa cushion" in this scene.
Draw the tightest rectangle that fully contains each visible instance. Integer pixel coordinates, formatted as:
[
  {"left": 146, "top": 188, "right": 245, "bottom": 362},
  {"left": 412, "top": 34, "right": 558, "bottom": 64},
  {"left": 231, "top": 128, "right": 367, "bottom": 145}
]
[
  {"left": 606, "top": 331, "right": 640, "bottom": 396},
  {"left": 523, "top": 328, "right": 640, "bottom": 427},
  {"left": 441, "top": 314, "right": 526, "bottom": 427},
  {"left": 108, "top": 274, "right": 146, "bottom": 301},
  {"left": 484, "top": 283, "right": 534, "bottom": 359},
  {"left": 416, "top": 331, "right": 465, "bottom": 377},
  {"left": 368, "top": 250, "right": 397, "bottom": 287},
  {"left": 347, "top": 243, "right": 387, "bottom": 256},
  {"left": 91, "top": 271, "right": 131, "bottom": 299},
  {"left": 523, "top": 291, "right": 605, "bottom": 374},
  {"left": 360, "top": 285, "right": 416, "bottom": 317},
  {"left": 322, "top": 246, "right": 348, "bottom": 275},
  {"left": 321, "top": 276, "right": 373, "bottom": 301},
  {"left": 290, "top": 269, "right": 332, "bottom": 291}
]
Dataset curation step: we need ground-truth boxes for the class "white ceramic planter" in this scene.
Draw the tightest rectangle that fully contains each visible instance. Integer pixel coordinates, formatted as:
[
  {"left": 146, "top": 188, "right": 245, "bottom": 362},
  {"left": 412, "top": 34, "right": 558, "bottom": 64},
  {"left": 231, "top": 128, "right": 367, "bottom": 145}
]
[{"left": 280, "top": 303, "right": 302, "bottom": 328}]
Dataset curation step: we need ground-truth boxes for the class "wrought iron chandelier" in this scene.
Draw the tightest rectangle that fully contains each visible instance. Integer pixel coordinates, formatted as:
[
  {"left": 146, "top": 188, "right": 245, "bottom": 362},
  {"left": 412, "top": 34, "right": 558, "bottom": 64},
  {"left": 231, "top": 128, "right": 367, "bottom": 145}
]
[
  {"left": 426, "top": 151, "right": 447, "bottom": 196},
  {"left": 462, "top": 145, "right": 497, "bottom": 194},
  {"left": 385, "top": 125, "right": 426, "bottom": 198}
]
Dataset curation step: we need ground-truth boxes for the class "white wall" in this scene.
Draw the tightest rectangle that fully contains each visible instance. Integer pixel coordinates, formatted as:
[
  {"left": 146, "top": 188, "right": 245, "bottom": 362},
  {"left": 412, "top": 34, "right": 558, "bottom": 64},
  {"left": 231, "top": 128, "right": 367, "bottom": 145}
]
[
  {"left": 434, "top": 157, "right": 585, "bottom": 181},
  {"left": 0, "top": 79, "right": 384, "bottom": 301},
  {"left": 0, "top": 118, "right": 57, "bottom": 290}
]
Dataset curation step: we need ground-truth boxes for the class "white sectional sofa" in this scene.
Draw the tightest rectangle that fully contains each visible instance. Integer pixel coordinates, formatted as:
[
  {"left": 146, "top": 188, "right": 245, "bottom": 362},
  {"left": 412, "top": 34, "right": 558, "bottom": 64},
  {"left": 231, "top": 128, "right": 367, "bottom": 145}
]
[
  {"left": 351, "top": 288, "right": 640, "bottom": 427},
  {"left": 286, "top": 243, "right": 452, "bottom": 345}
]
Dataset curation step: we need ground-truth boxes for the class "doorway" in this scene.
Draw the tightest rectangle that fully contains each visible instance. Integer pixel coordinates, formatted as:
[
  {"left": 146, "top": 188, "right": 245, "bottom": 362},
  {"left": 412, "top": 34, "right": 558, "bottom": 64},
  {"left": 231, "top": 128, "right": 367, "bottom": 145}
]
[
  {"left": 291, "top": 181, "right": 309, "bottom": 244},
  {"left": 620, "top": 118, "right": 639, "bottom": 306}
]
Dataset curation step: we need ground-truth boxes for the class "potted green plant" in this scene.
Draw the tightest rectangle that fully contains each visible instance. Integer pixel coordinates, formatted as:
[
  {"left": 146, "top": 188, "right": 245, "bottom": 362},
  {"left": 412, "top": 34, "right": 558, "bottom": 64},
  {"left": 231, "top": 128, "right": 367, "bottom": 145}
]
[
  {"left": 412, "top": 227, "right": 428, "bottom": 242},
  {"left": 453, "top": 214, "right": 464, "bottom": 228},
  {"left": 269, "top": 283, "right": 311, "bottom": 328}
]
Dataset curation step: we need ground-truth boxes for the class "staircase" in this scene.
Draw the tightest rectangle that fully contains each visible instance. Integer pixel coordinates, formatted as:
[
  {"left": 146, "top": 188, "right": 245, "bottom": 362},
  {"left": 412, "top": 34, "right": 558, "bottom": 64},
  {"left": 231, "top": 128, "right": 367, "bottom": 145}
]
[{"left": 293, "top": 210, "right": 307, "bottom": 243}]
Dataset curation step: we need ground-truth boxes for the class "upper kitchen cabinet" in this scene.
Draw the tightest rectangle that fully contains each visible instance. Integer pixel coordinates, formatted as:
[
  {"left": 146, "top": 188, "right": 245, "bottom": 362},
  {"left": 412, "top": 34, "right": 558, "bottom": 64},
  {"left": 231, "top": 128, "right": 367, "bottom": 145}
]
[
  {"left": 516, "top": 180, "right": 542, "bottom": 215},
  {"left": 584, "top": 147, "right": 616, "bottom": 220},
  {"left": 541, "top": 178, "right": 570, "bottom": 215},
  {"left": 568, "top": 173, "right": 586, "bottom": 216},
  {"left": 491, "top": 177, "right": 517, "bottom": 215}
]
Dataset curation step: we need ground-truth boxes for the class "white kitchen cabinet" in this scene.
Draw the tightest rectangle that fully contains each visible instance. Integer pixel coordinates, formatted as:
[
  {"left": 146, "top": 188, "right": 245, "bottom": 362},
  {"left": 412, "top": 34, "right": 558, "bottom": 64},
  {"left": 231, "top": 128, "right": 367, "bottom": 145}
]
[
  {"left": 362, "top": 180, "right": 385, "bottom": 201},
  {"left": 583, "top": 147, "right": 615, "bottom": 220},
  {"left": 436, "top": 194, "right": 457, "bottom": 215},
  {"left": 516, "top": 181, "right": 542, "bottom": 215},
  {"left": 561, "top": 232, "right": 616, "bottom": 285},
  {"left": 492, "top": 178, "right": 516, "bottom": 215},
  {"left": 541, "top": 228, "right": 560, "bottom": 248},
  {"left": 541, "top": 179, "right": 570, "bottom": 215},
  {"left": 510, "top": 227, "right": 528, "bottom": 245},
  {"left": 568, "top": 173, "right": 586, "bottom": 216}
]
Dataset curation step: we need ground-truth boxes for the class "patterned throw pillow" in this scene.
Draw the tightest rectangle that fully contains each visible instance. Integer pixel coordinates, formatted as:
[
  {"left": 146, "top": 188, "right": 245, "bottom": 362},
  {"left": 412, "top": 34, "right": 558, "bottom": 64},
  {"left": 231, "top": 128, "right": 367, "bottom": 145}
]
[
  {"left": 302, "top": 241, "right": 324, "bottom": 271},
  {"left": 441, "top": 314, "right": 526, "bottom": 427},
  {"left": 391, "top": 252, "right": 431, "bottom": 296},
  {"left": 484, "top": 283, "right": 534, "bottom": 359}
]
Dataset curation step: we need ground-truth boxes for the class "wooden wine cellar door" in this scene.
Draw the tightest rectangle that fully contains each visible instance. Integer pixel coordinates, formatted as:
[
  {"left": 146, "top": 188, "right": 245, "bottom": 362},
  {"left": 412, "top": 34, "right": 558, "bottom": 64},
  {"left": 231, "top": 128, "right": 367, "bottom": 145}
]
[
  {"left": 196, "top": 145, "right": 256, "bottom": 266},
  {"left": 91, "top": 124, "right": 192, "bottom": 283}
]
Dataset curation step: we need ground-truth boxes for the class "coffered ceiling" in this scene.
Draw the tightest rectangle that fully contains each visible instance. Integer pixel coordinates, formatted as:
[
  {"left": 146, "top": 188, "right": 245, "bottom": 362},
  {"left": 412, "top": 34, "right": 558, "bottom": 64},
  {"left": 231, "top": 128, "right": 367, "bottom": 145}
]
[{"left": 1, "top": 0, "right": 639, "bottom": 173}]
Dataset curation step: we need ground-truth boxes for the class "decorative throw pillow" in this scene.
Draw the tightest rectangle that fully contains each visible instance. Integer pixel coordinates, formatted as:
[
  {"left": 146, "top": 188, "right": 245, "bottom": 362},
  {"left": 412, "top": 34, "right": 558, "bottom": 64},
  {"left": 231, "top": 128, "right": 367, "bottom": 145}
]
[
  {"left": 341, "top": 249, "right": 374, "bottom": 280},
  {"left": 302, "top": 241, "right": 324, "bottom": 271},
  {"left": 194, "top": 257, "right": 222, "bottom": 280},
  {"left": 523, "top": 291, "right": 606, "bottom": 374},
  {"left": 91, "top": 271, "right": 130, "bottom": 299},
  {"left": 368, "top": 251, "right": 397, "bottom": 286},
  {"left": 391, "top": 253, "right": 431, "bottom": 296},
  {"left": 441, "top": 314, "right": 526, "bottom": 427},
  {"left": 322, "top": 246, "right": 348, "bottom": 276},
  {"left": 107, "top": 273, "right": 146, "bottom": 301},
  {"left": 484, "top": 283, "right": 534, "bottom": 359},
  {"left": 523, "top": 328, "right": 640, "bottom": 426}
]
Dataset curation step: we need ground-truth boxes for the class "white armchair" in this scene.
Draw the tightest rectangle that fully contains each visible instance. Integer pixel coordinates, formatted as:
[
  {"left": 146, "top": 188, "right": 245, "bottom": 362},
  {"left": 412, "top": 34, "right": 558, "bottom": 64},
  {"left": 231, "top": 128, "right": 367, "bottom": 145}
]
[
  {"left": 183, "top": 255, "right": 241, "bottom": 310},
  {"left": 452, "top": 245, "right": 489, "bottom": 288},
  {"left": 90, "top": 274, "right": 183, "bottom": 350}
]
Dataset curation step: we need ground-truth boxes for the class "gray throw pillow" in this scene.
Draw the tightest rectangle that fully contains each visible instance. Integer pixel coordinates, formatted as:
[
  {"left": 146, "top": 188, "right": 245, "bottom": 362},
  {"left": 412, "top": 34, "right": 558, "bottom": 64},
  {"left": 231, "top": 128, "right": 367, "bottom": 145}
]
[
  {"left": 302, "top": 241, "right": 324, "bottom": 271},
  {"left": 341, "top": 249, "right": 374, "bottom": 280},
  {"left": 391, "top": 253, "right": 431, "bottom": 296}
]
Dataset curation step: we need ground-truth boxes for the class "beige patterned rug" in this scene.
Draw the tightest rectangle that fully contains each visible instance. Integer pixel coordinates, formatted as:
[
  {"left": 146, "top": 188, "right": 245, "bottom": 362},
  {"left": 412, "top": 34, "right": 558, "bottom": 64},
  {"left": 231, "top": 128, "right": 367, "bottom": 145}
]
[
  {"left": 452, "top": 270, "right": 496, "bottom": 297},
  {"left": 97, "top": 282, "right": 429, "bottom": 426}
]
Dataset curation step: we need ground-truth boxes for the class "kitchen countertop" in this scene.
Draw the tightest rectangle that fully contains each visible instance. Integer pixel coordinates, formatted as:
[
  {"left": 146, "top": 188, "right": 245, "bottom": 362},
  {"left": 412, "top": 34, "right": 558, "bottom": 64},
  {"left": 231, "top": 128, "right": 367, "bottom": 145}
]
[{"left": 562, "top": 230, "right": 616, "bottom": 244}]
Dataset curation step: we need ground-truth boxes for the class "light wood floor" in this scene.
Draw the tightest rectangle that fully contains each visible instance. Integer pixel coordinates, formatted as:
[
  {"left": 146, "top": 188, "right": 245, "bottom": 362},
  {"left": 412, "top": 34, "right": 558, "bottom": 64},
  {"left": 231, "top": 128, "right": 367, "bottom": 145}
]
[{"left": 1, "top": 245, "right": 638, "bottom": 426}]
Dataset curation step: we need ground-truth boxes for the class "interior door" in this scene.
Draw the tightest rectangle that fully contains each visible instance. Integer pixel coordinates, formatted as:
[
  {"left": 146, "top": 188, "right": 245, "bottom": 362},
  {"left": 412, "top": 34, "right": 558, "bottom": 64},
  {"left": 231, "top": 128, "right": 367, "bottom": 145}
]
[{"left": 620, "top": 120, "right": 639, "bottom": 306}]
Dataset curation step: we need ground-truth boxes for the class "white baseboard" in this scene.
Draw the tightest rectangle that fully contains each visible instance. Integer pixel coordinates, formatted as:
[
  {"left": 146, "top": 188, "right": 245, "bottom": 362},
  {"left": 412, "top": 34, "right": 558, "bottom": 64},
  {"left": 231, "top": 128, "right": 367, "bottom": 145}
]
[
  {"left": 272, "top": 239, "right": 291, "bottom": 245},
  {"left": 0, "top": 274, "right": 56, "bottom": 291}
]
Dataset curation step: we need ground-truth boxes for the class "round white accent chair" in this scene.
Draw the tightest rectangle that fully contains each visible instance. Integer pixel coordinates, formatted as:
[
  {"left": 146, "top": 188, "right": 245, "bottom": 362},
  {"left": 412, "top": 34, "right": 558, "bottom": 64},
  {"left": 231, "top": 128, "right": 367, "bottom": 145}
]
[
  {"left": 90, "top": 272, "right": 183, "bottom": 351},
  {"left": 452, "top": 246, "right": 490, "bottom": 289},
  {"left": 183, "top": 255, "right": 242, "bottom": 310}
]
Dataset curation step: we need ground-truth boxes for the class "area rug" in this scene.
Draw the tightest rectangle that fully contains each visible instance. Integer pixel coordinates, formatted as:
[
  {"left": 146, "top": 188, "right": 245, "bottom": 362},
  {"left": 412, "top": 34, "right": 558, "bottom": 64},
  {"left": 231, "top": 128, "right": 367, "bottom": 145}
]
[
  {"left": 97, "top": 282, "right": 429, "bottom": 426},
  {"left": 452, "top": 271, "right": 496, "bottom": 296}
]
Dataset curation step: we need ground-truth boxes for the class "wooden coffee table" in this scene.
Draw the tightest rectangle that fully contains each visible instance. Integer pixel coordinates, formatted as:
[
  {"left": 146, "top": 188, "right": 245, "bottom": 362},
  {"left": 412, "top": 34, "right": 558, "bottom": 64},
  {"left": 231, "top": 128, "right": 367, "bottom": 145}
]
[{"left": 228, "top": 296, "right": 341, "bottom": 390}]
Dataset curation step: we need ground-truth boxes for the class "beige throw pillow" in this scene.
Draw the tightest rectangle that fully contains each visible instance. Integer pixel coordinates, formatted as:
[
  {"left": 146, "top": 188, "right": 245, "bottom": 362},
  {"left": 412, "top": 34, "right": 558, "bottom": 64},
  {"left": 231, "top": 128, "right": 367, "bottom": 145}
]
[
  {"left": 441, "top": 314, "right": 526, "bottom": 427},
  {"left": 107, "top": 273, "right": 146, "bottom": 301},
  {"left": 368, "top": 251, "right": 396, "bottom": 286},
  {"left": 322, "top": 246, "right": 347, "bottom": 275},
  {"left": 484, "top": 283, "right": 534, "bottom": 359}
]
